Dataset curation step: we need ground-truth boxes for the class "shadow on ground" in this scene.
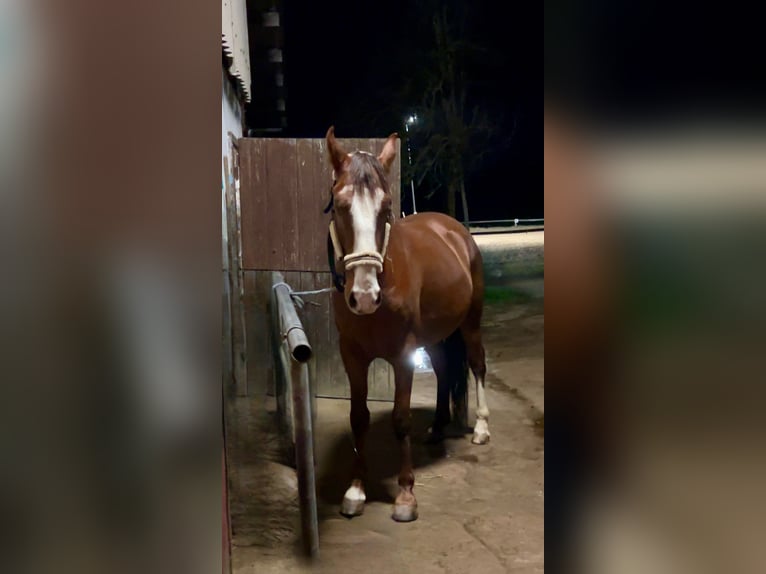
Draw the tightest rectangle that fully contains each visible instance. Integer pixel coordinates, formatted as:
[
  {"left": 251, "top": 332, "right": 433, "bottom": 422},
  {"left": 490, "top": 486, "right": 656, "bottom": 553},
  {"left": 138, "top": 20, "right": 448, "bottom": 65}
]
[{"left": 315, "top": 406, "right": 473, "bottom": 513}]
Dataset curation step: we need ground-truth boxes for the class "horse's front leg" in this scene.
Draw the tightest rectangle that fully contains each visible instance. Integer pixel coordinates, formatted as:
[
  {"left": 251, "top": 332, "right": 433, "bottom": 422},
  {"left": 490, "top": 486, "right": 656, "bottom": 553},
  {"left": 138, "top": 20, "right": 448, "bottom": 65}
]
[
  {"left": 391, "top": 359, "right": 418, "bottom": 522},
  {"left": 339, "top": 339, "right": 371, "bottom": 517}
]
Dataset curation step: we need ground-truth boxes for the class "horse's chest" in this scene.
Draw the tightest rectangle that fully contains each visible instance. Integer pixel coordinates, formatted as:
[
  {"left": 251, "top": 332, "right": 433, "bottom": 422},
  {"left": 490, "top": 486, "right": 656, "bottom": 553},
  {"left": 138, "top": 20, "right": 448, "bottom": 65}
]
[{"left": 333, "top": 303, "right": 410, "bottom": 358}]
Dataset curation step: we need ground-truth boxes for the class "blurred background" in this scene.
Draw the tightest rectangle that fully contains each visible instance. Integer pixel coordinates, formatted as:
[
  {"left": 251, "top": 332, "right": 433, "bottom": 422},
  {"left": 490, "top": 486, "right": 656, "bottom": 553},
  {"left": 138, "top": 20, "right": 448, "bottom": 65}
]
[
  {"left": 2, "top": 0, "right": 766, "bottom": 573},
  {"left": 546, "top": 1, "right": 766, "bottom": 573}
]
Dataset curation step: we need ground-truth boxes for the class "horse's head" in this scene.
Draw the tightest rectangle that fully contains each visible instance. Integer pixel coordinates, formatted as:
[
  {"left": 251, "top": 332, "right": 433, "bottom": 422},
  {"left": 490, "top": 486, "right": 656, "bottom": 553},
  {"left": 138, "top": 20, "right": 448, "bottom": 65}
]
[{"left": 326, "top": 126, "right": 398, "bottom": 315}]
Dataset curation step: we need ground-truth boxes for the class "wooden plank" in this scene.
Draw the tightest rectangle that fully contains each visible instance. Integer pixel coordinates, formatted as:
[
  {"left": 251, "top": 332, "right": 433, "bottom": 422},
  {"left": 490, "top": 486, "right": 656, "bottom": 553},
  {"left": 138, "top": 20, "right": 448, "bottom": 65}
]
[
  {"left": 327, "top": 278, "right": 347, "bottom": 398},
  {"left": 222, "top": 269, "right": 233, "bottom": 396},
  {"left": 358, "top": 139, "right": 375, "bottom": 155},
  {"left": 241, "top": 139, "right": 270, "bottom": 270},
  {"left": 371, "top": 358, "right": 392, "bottom": 400},
  {"left": 224, "top": 158, "right": 248, "bottom": 397},
  {"left": 238, "top": 139, "right": 252, "bottom": 268},
  {"left": 283, "top": 139, "right": 301, "bottom": 271},
  {"left": 240, "top": 137, "right": 400, "bottom": 271},
  {"left": 222, "top": 159, "right": 234, "bottom": 397},
  {"left": 346, "top": 138, "right": 361, "bottom": 156},
  {"left": 312, "top": 271, "right": 334, "bottom": 398},
  {"left": 316, "top": 139, "right": 336, "bottom": 273},
  {"left": 251, "top": 270, "right": 273, "bottom": 395},
  {"left": 314, "top": 140, "right": 332, "bottom": 272},
  {"left": 263, "top": 140, "right": 286, "bottom": 270},
  {"left": 296, "top": 139, "right": 321, "bottom": 272},
  {"left": 282, "top": 271, "right": 301, "bottom": 291}
]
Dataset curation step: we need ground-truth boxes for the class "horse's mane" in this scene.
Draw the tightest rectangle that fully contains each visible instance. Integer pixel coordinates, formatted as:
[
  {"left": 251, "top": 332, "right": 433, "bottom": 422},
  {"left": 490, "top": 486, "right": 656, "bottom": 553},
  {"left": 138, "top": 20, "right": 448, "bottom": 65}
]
[{"left": 347, "top": 152, "right": 389, "bottom": 194}]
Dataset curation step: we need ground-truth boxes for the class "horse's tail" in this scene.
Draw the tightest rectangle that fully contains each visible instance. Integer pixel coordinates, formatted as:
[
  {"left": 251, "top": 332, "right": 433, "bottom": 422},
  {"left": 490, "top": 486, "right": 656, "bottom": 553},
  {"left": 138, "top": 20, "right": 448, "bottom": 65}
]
[{"left": 443, "top": 329, "right": 469, "bottom": 429}]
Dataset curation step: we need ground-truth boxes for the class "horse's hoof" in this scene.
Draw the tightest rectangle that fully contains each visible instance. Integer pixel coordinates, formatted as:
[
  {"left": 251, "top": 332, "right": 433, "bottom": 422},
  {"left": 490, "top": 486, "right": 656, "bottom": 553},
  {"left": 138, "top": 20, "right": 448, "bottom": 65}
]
[
  {"left": 340, "top": 483, "right": 366, "bottom": 517},
  {"left": 472, "top": 419, "right": 490, "bottom": 444},
  {"left": 471, "top": 431, "right": 490, "bottom": 445},
  {"left": 425, "top": 428, "right": 445, "bottom": 444},
  {"left": 392, "top": 503, "right": 418, "bottom": 522},
  {"left": 341, "top": 497, "right": 365, "bottom": 517}
]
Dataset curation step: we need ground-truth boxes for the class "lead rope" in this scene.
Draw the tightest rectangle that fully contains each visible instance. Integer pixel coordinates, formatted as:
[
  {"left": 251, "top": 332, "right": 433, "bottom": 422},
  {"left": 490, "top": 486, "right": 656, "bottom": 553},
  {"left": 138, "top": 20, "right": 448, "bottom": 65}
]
[{"left": 272, "top": 281, "right": 335, "bottom": 309}]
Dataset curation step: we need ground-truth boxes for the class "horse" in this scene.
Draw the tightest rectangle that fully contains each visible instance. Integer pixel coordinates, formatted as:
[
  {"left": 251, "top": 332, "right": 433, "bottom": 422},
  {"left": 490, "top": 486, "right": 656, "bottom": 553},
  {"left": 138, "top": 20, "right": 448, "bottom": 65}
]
[{"left": 324, "top": 126, "right": 490, "bottom": 522}]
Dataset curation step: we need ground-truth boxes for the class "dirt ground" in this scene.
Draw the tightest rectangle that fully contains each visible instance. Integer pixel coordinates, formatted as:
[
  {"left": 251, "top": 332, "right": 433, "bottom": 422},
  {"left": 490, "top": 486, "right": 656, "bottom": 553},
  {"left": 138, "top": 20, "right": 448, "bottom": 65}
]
[{"left": 226, "top": 295, "right": 544, "bottom": 574}]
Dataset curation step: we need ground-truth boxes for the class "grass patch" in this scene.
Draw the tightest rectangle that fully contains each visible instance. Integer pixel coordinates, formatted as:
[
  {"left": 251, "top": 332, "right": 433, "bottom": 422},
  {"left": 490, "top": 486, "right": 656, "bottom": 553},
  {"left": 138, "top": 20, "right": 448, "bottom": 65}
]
[
  {"left": 483, "top": 285, "right": 534, "bottom": 304},
  {"left": 483, "top": 261, "right": 544, "bottom": 281}
]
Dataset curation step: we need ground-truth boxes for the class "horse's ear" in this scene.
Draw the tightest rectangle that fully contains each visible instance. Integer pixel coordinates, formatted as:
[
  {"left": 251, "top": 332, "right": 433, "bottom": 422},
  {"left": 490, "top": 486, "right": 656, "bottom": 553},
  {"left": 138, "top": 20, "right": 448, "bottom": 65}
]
[
  {"left": 326, "top": 126, "right": 348, "bottom": 173},
  {"left": 378, "top": 132, "right": 398, "bottom": 173}
]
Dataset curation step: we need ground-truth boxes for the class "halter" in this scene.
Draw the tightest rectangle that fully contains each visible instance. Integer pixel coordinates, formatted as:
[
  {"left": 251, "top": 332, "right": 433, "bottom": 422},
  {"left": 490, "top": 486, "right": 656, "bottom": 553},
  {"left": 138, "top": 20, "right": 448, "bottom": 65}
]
[{"left": 324, "top": 178, "right": 392, "bottom": 292}]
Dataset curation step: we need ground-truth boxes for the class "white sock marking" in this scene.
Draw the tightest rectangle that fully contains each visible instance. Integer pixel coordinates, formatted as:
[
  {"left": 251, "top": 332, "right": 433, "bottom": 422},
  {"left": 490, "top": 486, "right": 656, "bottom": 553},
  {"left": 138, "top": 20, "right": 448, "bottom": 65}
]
[
  {"left": 475, "top": 373, "right": 490, "bottom": 436},
  {"left": 343, "top": 485, "right": 366, "bottom": 502},
  {"left": 474, "top": 418, "right": 489, "bottom": 436}
]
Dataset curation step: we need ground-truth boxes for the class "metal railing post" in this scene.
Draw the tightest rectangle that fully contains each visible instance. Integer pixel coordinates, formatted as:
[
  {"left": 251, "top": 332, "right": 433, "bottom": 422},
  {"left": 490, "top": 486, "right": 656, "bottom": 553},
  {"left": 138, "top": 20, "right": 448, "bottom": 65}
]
[{"left": 271, "top": 273, "right": 319, "bottom": 558}]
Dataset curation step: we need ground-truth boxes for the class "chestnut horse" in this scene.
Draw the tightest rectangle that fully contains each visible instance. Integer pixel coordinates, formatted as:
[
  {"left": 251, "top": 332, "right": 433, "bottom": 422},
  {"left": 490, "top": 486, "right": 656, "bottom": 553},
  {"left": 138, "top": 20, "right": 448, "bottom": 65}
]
[{"left": 325, "top": 127, "right": 490, "bottom": 522}]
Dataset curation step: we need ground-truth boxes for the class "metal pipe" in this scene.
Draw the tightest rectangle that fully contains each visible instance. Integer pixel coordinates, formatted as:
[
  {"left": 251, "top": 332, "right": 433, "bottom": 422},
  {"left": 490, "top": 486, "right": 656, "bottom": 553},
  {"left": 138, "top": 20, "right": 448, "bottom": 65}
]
[
  {"left": 273, "top": 281, "right": 313, "bottom": 362},
  {"left": 271, "top": 273, "right": 319, "bottom": 558},
  {"left": 291, "top": 360, "right": 320, "bottom": 558}
]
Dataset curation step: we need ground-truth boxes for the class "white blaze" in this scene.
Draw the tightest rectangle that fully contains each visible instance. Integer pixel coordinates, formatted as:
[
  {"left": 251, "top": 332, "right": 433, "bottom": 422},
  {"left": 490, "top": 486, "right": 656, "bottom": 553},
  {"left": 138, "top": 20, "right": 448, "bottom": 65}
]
[
  {"left": 350, "top": 187, "right": 383, "bottom": 253},
  {"left": 349, "top": 187, "right": 384, "bottom": 296}
]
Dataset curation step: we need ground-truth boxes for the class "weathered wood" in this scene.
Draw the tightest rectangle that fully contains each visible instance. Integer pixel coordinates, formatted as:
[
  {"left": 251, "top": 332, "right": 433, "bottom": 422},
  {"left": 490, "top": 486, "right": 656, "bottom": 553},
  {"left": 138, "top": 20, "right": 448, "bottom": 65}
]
[
  {"left": 240, "top": 139, "right": 269, "bottom": 270},
  {"left": 282, "top": 140, "right": 301, "bottom": 270},
  {"left": 296, "top": 141, "right": 318, "bottom": 271},
  {"left": 372, "top": 359, "right": 393, "bottom": 399},
  {"left": 240, "top": 138, "right": 399, "bottom": 272},
  {"left": 243, "top": 271, "right": 272, "bottom": 396},
  {"left": 238, "top": 138, "right": 399, "bottom": 401},
  {"left": 311, "top": 272, "right": 334, "bottom": 398},
  {"left": 326, "top": 290, "right": 345, "bottom": 397},
  {"left": 315, "top": 138, "right": 336, "bottom": 274},
  {"left": 224, "top": 158, "right": 248, "bottom": 397}
]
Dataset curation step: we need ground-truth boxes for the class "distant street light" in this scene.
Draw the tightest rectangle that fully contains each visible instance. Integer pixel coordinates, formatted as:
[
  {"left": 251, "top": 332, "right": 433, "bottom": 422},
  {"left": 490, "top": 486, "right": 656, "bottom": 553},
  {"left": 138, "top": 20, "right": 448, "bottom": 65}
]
[{"left": 404, "top": 114, "right": 418, "bottom": 215}]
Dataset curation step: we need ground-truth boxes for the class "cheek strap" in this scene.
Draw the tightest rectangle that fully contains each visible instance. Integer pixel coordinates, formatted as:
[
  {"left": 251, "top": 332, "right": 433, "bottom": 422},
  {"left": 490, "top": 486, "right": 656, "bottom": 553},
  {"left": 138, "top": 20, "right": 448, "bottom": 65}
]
[{"left": 329, "top": 221, "right": 391, "bottom": 273}]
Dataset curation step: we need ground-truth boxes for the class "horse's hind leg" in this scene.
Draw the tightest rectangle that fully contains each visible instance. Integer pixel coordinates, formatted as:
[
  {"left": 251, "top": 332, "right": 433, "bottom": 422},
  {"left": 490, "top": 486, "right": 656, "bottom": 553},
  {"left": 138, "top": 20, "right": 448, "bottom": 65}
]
[
  {"left": 461, "top": 311, "right": 490, "bottom": 445},
  {"left": 425, "top": 343, "right": 451, "bottom": 442},
  {"left": 339, "top": 339, "right": 371, "bottom": 517}
]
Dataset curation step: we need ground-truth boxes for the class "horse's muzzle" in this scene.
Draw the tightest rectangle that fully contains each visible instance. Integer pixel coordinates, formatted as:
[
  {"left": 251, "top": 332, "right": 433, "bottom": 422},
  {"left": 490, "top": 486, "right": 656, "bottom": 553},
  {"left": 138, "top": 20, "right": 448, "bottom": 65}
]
[{"left": 348, "top": 285, "right": 381, "bottom": 315}]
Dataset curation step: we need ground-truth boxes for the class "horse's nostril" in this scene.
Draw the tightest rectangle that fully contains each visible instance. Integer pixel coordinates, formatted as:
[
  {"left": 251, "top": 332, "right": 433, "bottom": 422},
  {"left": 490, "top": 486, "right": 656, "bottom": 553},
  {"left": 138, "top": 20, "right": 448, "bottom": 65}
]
[
  {"left": 349, "top": 293, "right": 357, "bottom": 308},
  {"left": 375, "top": 293, "right": 381, "bottom": 305}
]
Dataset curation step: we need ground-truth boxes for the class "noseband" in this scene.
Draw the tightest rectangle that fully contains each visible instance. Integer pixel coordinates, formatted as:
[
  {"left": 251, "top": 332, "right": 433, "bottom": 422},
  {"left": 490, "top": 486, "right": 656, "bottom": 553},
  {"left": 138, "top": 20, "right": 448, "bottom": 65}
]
[
  {"left": 329, "top": 220, "right": 391, "bottom": 272},
  {"left": 324, "top": 180, "right": 392, "bottom": 292}
]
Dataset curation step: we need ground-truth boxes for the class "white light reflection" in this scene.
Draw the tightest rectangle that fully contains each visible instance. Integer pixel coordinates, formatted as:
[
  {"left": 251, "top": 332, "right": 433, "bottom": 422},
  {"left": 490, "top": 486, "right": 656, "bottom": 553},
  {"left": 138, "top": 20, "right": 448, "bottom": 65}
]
[{"left": 411, "top": 347, "right": 432, "bottom": 371}]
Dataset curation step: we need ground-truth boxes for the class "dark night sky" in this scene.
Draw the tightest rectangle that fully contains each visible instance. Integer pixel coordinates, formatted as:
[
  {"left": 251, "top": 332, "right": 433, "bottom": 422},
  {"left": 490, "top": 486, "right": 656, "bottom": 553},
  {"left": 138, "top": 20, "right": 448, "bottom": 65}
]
[{"left": 280, "top": 1, "right": 541, "bottom": 220}]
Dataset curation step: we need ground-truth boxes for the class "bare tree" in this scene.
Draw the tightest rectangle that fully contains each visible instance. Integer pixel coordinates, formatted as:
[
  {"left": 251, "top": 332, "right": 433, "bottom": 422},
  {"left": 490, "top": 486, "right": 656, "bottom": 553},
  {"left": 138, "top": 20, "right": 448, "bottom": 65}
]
[{"left": 402, "top": 3, "right": 507, "bottom": 221}]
